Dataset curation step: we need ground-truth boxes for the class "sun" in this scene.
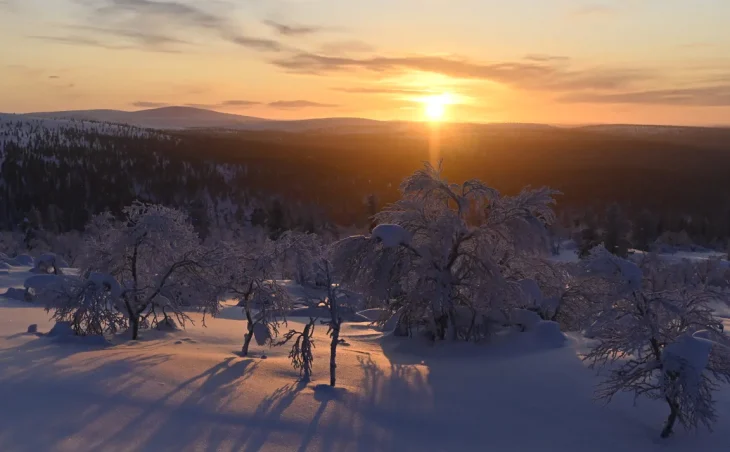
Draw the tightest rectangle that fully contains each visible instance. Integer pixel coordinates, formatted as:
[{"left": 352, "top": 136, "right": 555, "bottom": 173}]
[
  {"left": 425, "top": 101, "right": 446, "bottom": 121},
  {"left": 423, "top": 93, "right": 452, "bottom": 121}
]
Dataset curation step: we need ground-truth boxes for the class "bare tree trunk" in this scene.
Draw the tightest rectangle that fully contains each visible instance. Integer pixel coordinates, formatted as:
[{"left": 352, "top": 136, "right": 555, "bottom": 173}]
[
  {"left": 242, "top": 307, "right": 254, "bottom": 356},
  {"left": 661, "top": 398, "right": 680, "bottom": 438},
  {"left": 448, "top": 307, "right": 458, "bottom": 341},
  {"left": 302, "top": 321, "right": 313, "bottom": 382},
  {"left": 329, "top": 321, "right": 340, "bottom": 387},
  {"left": 125, "top": 300, "right": 141, "bottom": 340},
  {"left": 131, "top": 313, "right": 140, "bottom": 340}
]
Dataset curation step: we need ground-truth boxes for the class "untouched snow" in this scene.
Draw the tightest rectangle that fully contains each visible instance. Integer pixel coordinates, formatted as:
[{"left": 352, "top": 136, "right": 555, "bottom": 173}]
[{"left": 1, "top": 269, "right": 730, "bottom": 451}]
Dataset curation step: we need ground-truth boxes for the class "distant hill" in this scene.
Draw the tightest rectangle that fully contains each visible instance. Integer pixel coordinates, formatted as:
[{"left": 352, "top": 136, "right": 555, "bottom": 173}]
[
  {"left": 12, "top": 107, "right": 730, "bottom": 144},
  {"left": 22, "top": 106, "right": 267, "bottom": 130},
  {"left": 576, "top": 124, "right": 730, "bottom": 150},
  {"left": 19, "top": 107, "right": 396, "bottom": 132},
  {"left": 16, "top": 106, "right": 560, "bottom": 134}
]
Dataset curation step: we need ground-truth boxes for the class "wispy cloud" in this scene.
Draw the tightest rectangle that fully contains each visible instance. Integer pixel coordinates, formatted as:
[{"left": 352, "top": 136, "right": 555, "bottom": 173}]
[
  {"left": 318, "top": 40, "right": 375, "bottom": 55},
  {"left": 28, "top": 35, "right": 138, "bottom": 51},
  {"left": 184, "top": 100, "right": 261, "bottom": 109},
  {"left": 333, "top": 86, "right": 436, "bottom": 95},
  {"left": 264, "top": 20, "right": 325, "bottom": 37},
  {"left": 48, "top": 75, "right": 60, "bottom": 79},
  {"left": 132, "top": 101, "right": 170, "bottom": 108},
  {"left": 268, "top": 100, "right": 338, "bottom": 108},
  {"left": 95, "top": 0, "right": 225, "bottom": 29},
  {"left": 223, "top": 100, "right": 261, "bottom": 107},
  {"left": 272, "top": 52, "right": 652, "bottom": 92},
  {"left": 0, "top": 0, "right": 17, "bottom": 11},
  {"left": 69, "top": 0, "right": 288, "bottom": 53},
  {"left": 524, "top": 54, "right": 570, "bottom": 63},
  {"left": 226, "top": 34, "right": 284, "bottom": 52},
  {"left": 559, "top": 85, "right": 730, "bottom": 106},
  {"left": 75, "top": 24, "right": 191, "bottom": 47}
]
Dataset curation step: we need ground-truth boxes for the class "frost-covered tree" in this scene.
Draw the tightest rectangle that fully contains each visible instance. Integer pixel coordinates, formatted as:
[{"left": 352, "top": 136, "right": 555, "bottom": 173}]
[
  {"left": 582, "top": 250, "right": 730, "bottom": 438},
  {"left": 277, "top": 317, "right": 316, "bottom": 382},
  {"left": 40, "top": 272, "right": 127, "bottom": 336},
  {"left": 225, "top": 238, "right": 291, "bottom": 356},
  {"left": 278, "top": 233, "right": 353, "bottom": 386},
  {"left": 82, "top": 203, "right": 225, "bottom": 339},
  {"left": 333, "top": 162, "right": 559, "bottom": 341}
]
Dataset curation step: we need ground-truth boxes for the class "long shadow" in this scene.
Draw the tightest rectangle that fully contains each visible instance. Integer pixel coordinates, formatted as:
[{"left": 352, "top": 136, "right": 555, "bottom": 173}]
[
  {"left": 91, "top": 356, "right": 259, "bottom": 451},
  {"left": 295, "top": 385, "right": 347, "bottom": 452},
  {"left": 0, "top": 342, "right": 172, "bottom": 451},
  {"left": 0, "top": 335, "right": 114, "bottom": 383},
  {"left": 372, "top": 331, "right": 683, "bottom": 451},
  {"left": 235, "top": 381, "right": 308, "bottom": 452}
]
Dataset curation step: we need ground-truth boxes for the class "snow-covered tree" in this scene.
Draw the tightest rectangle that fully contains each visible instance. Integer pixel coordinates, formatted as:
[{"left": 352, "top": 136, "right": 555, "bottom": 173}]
[
  {"left": 82, "top": 203, "right": 225, "bottom": 339},
  {"left": 39, "top": 272, "right": 126, "bottom": 336},
  {"left": 333, "top": 162, "right": 559, "bottom": 341},
  {"left": 278, "top": 233, "right": 354, "bottom": 386},
  {"left": 277, "top": 317, "right": 316, "bottom": 382},
  {"left": 582, "top": 250, "right": 730, "bottom": 438},
  {"left": 225, "top": 238, "right": 291, "bottom": 356}
]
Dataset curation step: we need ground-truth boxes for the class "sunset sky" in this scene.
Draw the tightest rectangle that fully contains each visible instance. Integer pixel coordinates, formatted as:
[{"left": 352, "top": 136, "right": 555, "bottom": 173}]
[{"left": 1, "top": 0, "right": 729, "bottom": 125}]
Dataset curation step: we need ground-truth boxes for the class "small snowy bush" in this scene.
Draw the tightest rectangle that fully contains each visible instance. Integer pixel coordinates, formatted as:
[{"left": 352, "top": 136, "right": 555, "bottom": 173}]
[
  {"left": 224, "top": 237, "right": 291, "bottom": 356},
  {"left": 583, "top": 253, "right": 730, "bottom": 438},
  {"left": 39, "top": 273, "right": 126, "bottom": 336}
]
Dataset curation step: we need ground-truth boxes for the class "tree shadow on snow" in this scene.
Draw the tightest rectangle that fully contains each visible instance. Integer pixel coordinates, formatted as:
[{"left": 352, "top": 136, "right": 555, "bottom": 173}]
[
  {"left": 371, "top": 332, "right": 690, "bottom": 451},
  {"left": 0, "top": 343, "right": 173, "bottom": 451},
  {"left": 91, "top": 356, "right": 260, "bottom": 451},
  {"left": 234, "top": 381, "right": 309, "bottom": 452}
]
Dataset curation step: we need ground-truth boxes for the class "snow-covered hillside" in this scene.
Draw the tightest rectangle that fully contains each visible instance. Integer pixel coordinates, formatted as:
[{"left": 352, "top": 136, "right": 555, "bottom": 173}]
[
  {"left": 25, "top": 107, "right": 267, "bottom": 131},
  {"left": 0, "top": 264, "right": 728, "bottom": 452},
  {"left": 0, "top": 113, "right": 167, "bottom": 149},
  {"left": 3, "top": 227, "right": 730, "bottom": 452}
]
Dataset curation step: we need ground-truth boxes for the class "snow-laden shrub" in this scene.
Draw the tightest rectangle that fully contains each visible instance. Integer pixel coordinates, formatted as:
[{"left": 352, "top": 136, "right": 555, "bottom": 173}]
[
  {"left": 38, "top": 273, "right": 126, "bottom": 336},
  {"left": 583, "top": 252, "right": 730, "bottom": 438},
  {"left": 224, "top": 237, "right": 292, "bottom": 356},
  {"left": 81, "top": 203, "right": 226, "bottom": 339},
  {"left": 333, "top": 161, "right": 559, "bottom": 342},
  {"left": 510, "top": 308, "right": 542, "bottom": 332},
  {"left": 30, "top": 253, "right": 68, "bottom": 275}
]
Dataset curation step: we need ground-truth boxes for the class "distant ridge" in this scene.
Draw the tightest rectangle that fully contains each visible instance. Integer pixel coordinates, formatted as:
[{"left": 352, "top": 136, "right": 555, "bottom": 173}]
[
  {"left": 11, "top": 106, "right": 729, "bottom": 135},
  {"left": 23, "top": 106, "right": 267, "bottom": 130}
]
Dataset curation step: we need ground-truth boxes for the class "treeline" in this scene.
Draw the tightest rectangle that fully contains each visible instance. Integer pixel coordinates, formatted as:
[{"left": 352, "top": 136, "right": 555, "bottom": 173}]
[{"left": 2, "top": 119, "right": 730, "bottom": 249}]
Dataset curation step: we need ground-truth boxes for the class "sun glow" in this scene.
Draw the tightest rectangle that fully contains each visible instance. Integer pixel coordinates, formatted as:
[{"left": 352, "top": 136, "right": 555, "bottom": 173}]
[{"left": 423, "top": 93, "right": 454, "bottom": 121}]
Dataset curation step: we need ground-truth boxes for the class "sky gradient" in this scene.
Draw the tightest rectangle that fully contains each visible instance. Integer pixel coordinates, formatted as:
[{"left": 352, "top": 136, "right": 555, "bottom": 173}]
[{"left": 2, "top": 0, "right": 730, "bottom": 125}]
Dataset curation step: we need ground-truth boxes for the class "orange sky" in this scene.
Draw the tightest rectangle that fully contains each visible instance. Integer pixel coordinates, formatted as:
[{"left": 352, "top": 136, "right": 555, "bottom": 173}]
[{"left": 2, "top": 0, "right": 730, "bottom": 125}]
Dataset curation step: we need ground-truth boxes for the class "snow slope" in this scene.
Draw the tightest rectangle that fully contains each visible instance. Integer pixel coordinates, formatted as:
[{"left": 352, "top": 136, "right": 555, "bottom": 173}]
[{"left": 1, "top": 269, "right": 729, "bottom": 451}]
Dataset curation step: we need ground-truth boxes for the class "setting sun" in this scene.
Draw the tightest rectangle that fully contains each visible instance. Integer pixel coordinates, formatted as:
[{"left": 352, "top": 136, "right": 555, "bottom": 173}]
[
  {"left": 423, "top": 93, "right": 453, "bottom": 121},
  {"left": 425, "top": 100, "right": 445, "bottom": 121}
]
